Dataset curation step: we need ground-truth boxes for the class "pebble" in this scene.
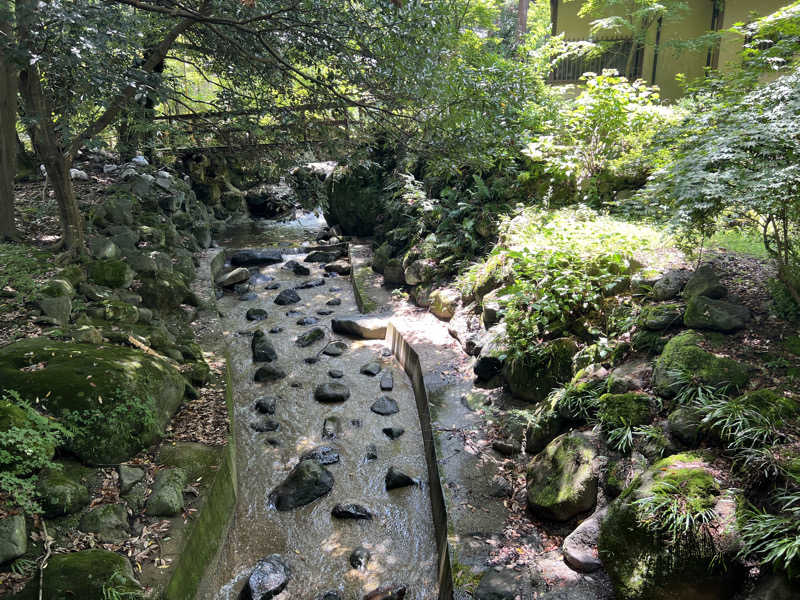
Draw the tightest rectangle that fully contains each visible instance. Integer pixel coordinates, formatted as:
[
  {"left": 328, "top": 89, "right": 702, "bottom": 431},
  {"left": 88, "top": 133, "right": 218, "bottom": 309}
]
[
  {"left": 269, "top": 326, "right": 284, "bottom": 334},
  {"left": 382, "top": 427, "right": 405, "bottom": 440},
  {"left": 328, "top": 369, "right": 344, "bottom": 379}
]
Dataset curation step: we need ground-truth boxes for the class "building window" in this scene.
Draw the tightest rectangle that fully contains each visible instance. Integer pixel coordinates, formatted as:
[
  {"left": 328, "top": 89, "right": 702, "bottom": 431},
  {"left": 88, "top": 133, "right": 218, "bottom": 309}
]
[{"left": 550, "top": 38, "right": 643, "bottom": 82}]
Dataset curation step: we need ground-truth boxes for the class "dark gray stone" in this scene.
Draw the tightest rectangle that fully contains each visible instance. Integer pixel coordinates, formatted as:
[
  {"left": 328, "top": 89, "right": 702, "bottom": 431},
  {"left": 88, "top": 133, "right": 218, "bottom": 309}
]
[
  {"left": 240, "top": 554, "right": 289, "bottom": 600},
  {"left": 79, "top": 504, "right": 130, "bottom": 543},
  {"left": 360, "top": 361, "right": 381, "bottom": 376},
  {"left": 380, "top": 372, "right": 394, "bottom": 391},
  {"left": 252, "top": 330, "right": 278, "bottom": 362},
  {"left": 269, "top": 460, "right": 334, "bottom": 511},
  {"left": 0, "top": 515, "right": 27, "bottom": 564},
  {"left": 349, "top": 546, "right": 371, "bottom": 570},
  {"left": 562, "top": 506, "right": 607, "bottom": 573},
  {"left": 265, "top": 282, "right": 281, "bottom": 290},
  {"left": 317, "top": 309, "right": 335, "bottom": 316},
  {"left": 366, "top": 444, "right": 378, "bottom": 460},
  {"left": 329, "top": 369, "right": 344, "bottom": 379},
  {"left": 363, "top": 586, "right": 407, "bottom": 600},
  {"left": 230, "top": 249, "right": 283, "bottom": 267},
  {"left": 322, "top": 417, "right": 340, "bottom": 439},
  {"left": 382, "top": 427, "right": 404, "bottom": 439},
  {"left": 385, "top": 467, "right": 415, "bottom": 489},
  {"left": 297, "top": 316, "right": 320, "bottom": 326},
  {"left": 305, "top": 250, "right": 341, "bottom": 263},
  {"left": 323, "top": 341, "right": 348, "bottom": 356},
  {"left": 254, "top": 365, "right": 287, "bottom": 382},
  {"left": 282, "top": 260, "right": 310, "bottom": 276},
  {"left": 294, "top": 278, "right": 326, "bottom": 290},
  {"left": 314, "top": 383, "right": 350, "bottom": 403},
  {"left": 255, "top": 396, "right": 277, "bottom": 414},
  {"left": 239, "top": 292, "right": 257, "bottom": 301},
  {"left": 371, "top": 396, "right": 399, "bottom": 416},
  {"left": 145, "top": 468, "right": 187, "bottom": 516},
  {"left": 297, "top": 327, "right": 325, "bottom": 347},
  {"left": 652, "top": 269, "right": 692, "bottom": 301},
  {"left": 475, "top": 569, "right": 520, "bottom": 600},
  {"left": 246, "top": 308, "right": 268, "bottom": 321},
  {"left": 274, "top": 289, "right": 301, "bottom": 305},
  {"left": 118, "top": 464, "right": 145, "bottom": 494},
  {"left": 300, "top": 446, "right": 340, "bottom": 465},
  {"left": 684, "top": 296, "right": 750, "bottom": 332},
  {"left": 332, "top": 503, "right": 372, "bottom": 520},
  {"left": 269, "top": 326, "right": 283, "bottom": 334},
  {"left": 251, "top": 419, "right": 280, "bottom": 432},
  {"left": 683, "top": 264, "right": 727, "bottom": 299},
  {"left": 315, "top": 593, "right": 341, "bottom": 600},
  {"left": 326, "top": 298, "right": 342, "bottom": 306}
]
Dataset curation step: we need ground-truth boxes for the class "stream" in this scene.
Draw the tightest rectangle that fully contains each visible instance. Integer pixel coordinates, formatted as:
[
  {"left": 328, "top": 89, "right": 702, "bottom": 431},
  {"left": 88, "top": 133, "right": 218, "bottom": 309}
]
[{"left": 198, "top": 211, "right": 439, "bottom": 599}]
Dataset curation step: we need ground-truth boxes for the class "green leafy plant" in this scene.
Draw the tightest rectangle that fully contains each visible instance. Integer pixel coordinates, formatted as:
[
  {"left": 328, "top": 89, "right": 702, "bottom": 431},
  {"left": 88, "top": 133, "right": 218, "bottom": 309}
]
[
  {"left": 739, "top": 489, "right": 800, "bottom": 579},
  {"left": 607, "top": 418, "right": 635, "bottom": 453},
  {"left": 634, "top": 479, "right": 718, "bottom": 549},
  {"left": 0, "top": 391, "right": 71, "bottom": 513},
  {"left": 102, "top": 569, "right": 143, "bottom": 600}
]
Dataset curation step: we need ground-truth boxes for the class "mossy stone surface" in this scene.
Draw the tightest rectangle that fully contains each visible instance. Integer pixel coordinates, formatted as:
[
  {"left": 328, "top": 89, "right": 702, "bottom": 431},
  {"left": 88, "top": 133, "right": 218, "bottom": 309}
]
[
  {"left": 0, "top": 338, "right": 185, "bottom": 464},
  {"left": 139, "top": 272, "right": 192, "bottom": 312},
  {"left": 598, "top": 452, "right": 743, "bottom": 600},
  {"left": 158, "top": 442, "right": 220, "bottom": 483},
  {"left": 638, "top": 303, "right": 683, "bottom": 331},
  {"left": 0, "top": 515, "right": 27, "bottom": 564},
  {"left": 0, "top": 398, "right": 56, "bottom": 475},
  {"left": 526, "top": 432, "right": 597, "bottom": 521},
  {"left": 473, "top": 253, "right": 511, "bottom": 303},
  {"left": 504, "top": 338, "right": 578, "bottom": 403},
  {"left": 684, "top": 296, "right": 750, "bottom": 332},
  {"left": 652, "top": 330, "right": 749, "bottom": 398},
  {"left": 40, "top": 279, "right": 75, "bottom": 298},
  {"left": 37, "top": 462, "right": 91, "bottom": 517},
  {"left": 598, "top": 393, "right": 652, "bottom": 429},
  {"left": 146, "top": 468, "right": 187, "bottom": 517},
  {"left": 14, "top": 548, "right": 140, "bottom": 599},
  {"left": 371, "top": 242, "right": 392, "bottom": 274},
  {"left": 79, "top": 503, "right": 130, "bottom": 543},
  {"left": 103, "top": 300, "right": 139, "bottom": 324},
  {"left": 88, "top": 258, "right": 134, "bottom": 289}
]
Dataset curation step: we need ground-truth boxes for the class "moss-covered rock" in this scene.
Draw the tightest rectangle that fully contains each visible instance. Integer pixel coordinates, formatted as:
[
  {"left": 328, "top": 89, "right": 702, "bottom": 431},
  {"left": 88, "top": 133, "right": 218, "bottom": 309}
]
[
  {"left": 102, "top": 300, "right": 139, "bottom": 324},
  {"left": 524, "top": 390, "right": 570, "bottom": 455},
  {"left": 598, "top": 453, "right": 744, "bottom": 600},
  {"left": 145, "top": 467, "right": 187, "bottom": 516},
  {"left": 79, "top": 503, "right": 130, "bottom": 543},
  {"left": 684, "top": 296, "right": 750, "bottom": 332},
  {"left": 88, "top": 259, "right": 134, "bottom": 289},
  {"left": 0, "top": 398, "right": 56, "bottom": 476},
  {"left": 158, "top": 442, "right": 220, "bottom": 483},
  {"left": 0, "top": 515, "right": 27, "bottom": 564},
  {"left": 430, "top": 288, "right": 460, "bottom": 321},
  {"left": 372, "top": 242, "right": 392, "bottom": 274},
  {"left": 639, "top": 303, "right": 684, "bottom": 331},
  {"left": 631, "top": 329, "right": 670, "bottom": 355},
  {"left": 0, "top": 338, "right": 185, "bottom": 464},
  {"left": 383, "top": 258, "right": 405, "bottom": 285},
  {"left": 41, "top": 279, "right": 75, "bottom": 298},
  {"left": 138, "top": 272, "right": 192, "bottom": 312},
  {"left": 526, "top": 432, "right": 598, "bottom": 521},
  {"left": 652, "top": 331, "right": 750, "bottom": 398},
  {"left": 473, "top": 253, "right": 512, "bottom": 303},
  {"left": 682, "top": 264, "right": 727, "bottom": 300},
  {"left": 324, "top": 164, "right": 384, "bottom": 236},
  {"left": 667, "top": 407, "right": 703, "bottom": 447},
  {"left": 37, "top": 461, "right": 91, "bottom": 517},
  {"left": 504, "top": 338, "right": 578, "bottom": 403},
  {"left": 598, "top": 393, "right": 652, "bottom": 430},
  {"left": 15, "top": 548, "right": 140, "bottom": 599}
]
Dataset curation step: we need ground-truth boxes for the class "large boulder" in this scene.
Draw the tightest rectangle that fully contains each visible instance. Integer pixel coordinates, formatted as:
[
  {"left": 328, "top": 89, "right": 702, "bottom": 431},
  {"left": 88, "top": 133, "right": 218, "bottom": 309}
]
[
  {"left": 0, "top": 339, "right": 186, "bottom": 464},
  {"left": 230, "top": 248, "right": 283, "bottom": 267},
  {"left": 473, "top": 324, "right": 508, "bottom": 382},
  {"left": 652, "top": 331, "right": 749, "bottom": 398},
  {"left": 79, "top": 503, "right": 130, "bottom": 543},
  {"left": 269, "top": 460, "right": 334, "bottom": 510},
  {"left": 429, "top": 288, "right": 460, "bottom": 321},
  {"left": 504, "top": 338, "right": 578, "bottom": 403},
  {"left": 0, "top": 515, "right": 27, "bottom": 564},
  {"left": 562, "top": 506, "right": 608, "bottom": 572},
  {"left": 684, "top": 296, "right": 750, "bottom": 332},
  {"left": 36, "top": 461, "right": 91, "bottom": 517},
  {"left": 651, "top": 269, "right": 691, "bottom": 301},
  {"left": 404, "top": 259, "right": 436, "bottom": 286},
  {"left": 87, "top": 259, "right": 134, "bottom": 289},
  {"left": 639, "top": 303, "right": 684, "bottom": 331},
  {"left": 526, "top": 432, "right": 598, "bottom": 521},
  {"left": 598, "top": 453, "right": 744, "bottom": 600},
  {"left": 472, "top": 253, "right": 513, "bottom": 303},
  {"left": 139, "top": 272, "right": 193, "bottom": 312},
  {"left": 324, "top": 164, "right": 384, "bottom": 236},
  {"left": 683, "top": 264, "right": 727, "bottom": 299}
]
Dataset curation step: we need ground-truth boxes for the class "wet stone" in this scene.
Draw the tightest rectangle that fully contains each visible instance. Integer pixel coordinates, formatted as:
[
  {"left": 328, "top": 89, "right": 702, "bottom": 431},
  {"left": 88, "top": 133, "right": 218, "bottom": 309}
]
[
  {"left": 360, "top": 361, "right": 381, "bottom": 376},
  {"left": 328, "top": 369, "right": 344, "bottom": 379},
  {"left": 286, "top": 310, "right": 303, "bottom": 317},
  {"left": 297, "top": 316, "right": 319, "bottom": 326},
  {"left": 382, "top": 427, "right": 405, "bottom": 440},
  {"left": 290, "top": 382, "right": 303, "bottom": 388},
  {"left": 269, "top": 326, "right": 283, "bottom": 334},
  {"left": 274, "top": 289, "right": 301, "bottom": 305},
  {"left": 246, "top": 308, "right": 268, "bottom": 321},
  {"left": 380, "top": 372, "right": 394, "bottom": 391},
  {"left": 350, "top": 547, "right": 371, "bottom": 570},
  {"left": 295, "top": 278, "right": 326, "bottom": 290},
  {"left": 350, "top": 419, "right": 362, "bottom": 428},
  {"left": 371, "top": 396, "right": 399, "bottom": 416},
  {"left": 366, "top": 444, "right": 378, "bottom": 460},
  {"left": 282, "top": 260, "right": 311, "bottom": 276},
  {"left": 251, "top": 419, "right": 280, "bottom": 433},
  {"left": 330, "top": 287, "right": 342, "bottom": 292},
  {"left": 254, "top": 396, "right": 277, "bottom": 414},
  {"left": 315, "top": 592, "right": 342, "bottom": 600},
  {"left": 239, "top": 292, "right": 258, "bottom": 301},
  {"left": 363, "top": 586, "right": 407, "bottom": 600},
  {"left": 265, "top": 438, "right": 281, "bottom": 447},
  {"left": 322, "top": 417, "right": 340, "bottom": 440},
  {"left": 264, "top": 282, "right": 281, "bottom": 290},
  {"left": 269, "top": 460, "right": 334, "bottom": 511},
  {"left": 323, "top": 341, "right": 348, "bottom": 356},
  {"left": 252, "top": 330, "right": 278, "bottom": 362},
  {"left": 230, "top": 248, "right": 283, "bottom": 267},
  {"left": 300, "top": 446, "right": 340, "bottom": 465},
  {"left": 296, "top": 327, "right": 325, "bottom": 347},
  {"left": 385, "top": 467, "right": 415, "bottom": 490},
  {"left": 304, "top": 357, "right": 319, "bottom": 364},
  {"left": 305, "top": 250, "right": 341, "bottom": 263},
  {"left": 314, "top": 383, "right": 350, "bottom": 403},
  {"left": 317, "top": 309, "right": 335, "bottom": 316},
  {"left": 234, "top": 283, "right": 251, "bottom": 295},
  {"left": 326, "top": 298, "right": 342, "bottom": 306},
  {"left": 240, "top": 554, "right": 289, "bottom": 600},
  {"left": 254, "top": 365, "right": 287, "bottom": 382},
  {"left": 332, "top": 503, "right": 372, "bottom": 520},
  {"left": 381, "top": 348, "right": 392, "bottom": 357}
]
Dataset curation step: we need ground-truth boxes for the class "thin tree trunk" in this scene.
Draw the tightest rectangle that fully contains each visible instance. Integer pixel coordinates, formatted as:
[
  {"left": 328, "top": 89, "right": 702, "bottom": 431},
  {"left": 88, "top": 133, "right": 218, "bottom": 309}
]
[
  {"left": 517, "top": 0, "right": 529, "bottom": 41},
  {"left": 0, "top": 0, "right": 19, "bottom": 241}
]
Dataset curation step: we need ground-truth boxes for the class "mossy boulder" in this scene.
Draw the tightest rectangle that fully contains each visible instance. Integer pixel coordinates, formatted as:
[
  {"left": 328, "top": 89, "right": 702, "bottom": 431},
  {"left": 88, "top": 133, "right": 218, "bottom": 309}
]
[
  {"left": 372, "top": 242, "right": 392, "bottom": 274},
  {"left": 0, "top": 338, "right": 185, "bottom": 464},
  {"left": 667, "top": 407, "right": 703, "bottom": 446},
  {"left": 504, "top": 338, "right": 578, "bottom": 403},
  {"left": 102, "top": 300, "right": 139, "bottom": 324},
  {"left": 79, "top": 503, "right": 130, "bottom": 543},
  {"left": 15, "top": 548, "right": 140, "bottom": 600},
  {"left": 684, "top": 296, "right": 750, "bottom": 332},
  {"left": 639, "top": 303, "right": 684, "bottom": 331},
  {"left": 631, "top": 329, "right": 670, "bottom": 355},
  {"left": 383, "top": 258, "right": 405, "bottom": 285},
  {"left": 598, "top": 453, "right": 744, "bottom": 600},
  {"left": 430, "top": 288, "right": 460, "bottom": 321},
  {"left": 40, "top": 279, "right": 75, "bottom": 298},
  {"left": 473, "top": 253, "right": 512, "bottom": 303},
  {"left": 324, "top": 164, "right": 384, "bottom": 236},
  {"left": 88, "top": 259, "right": 134, "bottom": 289},
  {"left": 682, "top": 264, "right": 727, "bottom": 300},
  {"left": 0, "top": 515, "right": 27, "bottom": 564},
  {"left": 37, "top": 461, "right": 91, "bottom": 517},
  {"left": 145, "top": 467, "right": 187, "bottom": 516},
  {"left": 524, "top": 389, "right": 571, "bottom": 455},
  {"left": 598, "top": 393, "right": 652, "bottom": 430},
  {"left": 138, "top": 272, "right": 193, "bottom": 312},
  {"left": 652, "top": 331, "right": 750, "bottom": 398},
  {"left": 0, "top": 398, "right": 56, "bottom": 476},
  {"left": 526, "top": 432, "right": 598, "bottom": 521},
  {"left": 158, "top": 441, "right": 220, "bottom": 482}
]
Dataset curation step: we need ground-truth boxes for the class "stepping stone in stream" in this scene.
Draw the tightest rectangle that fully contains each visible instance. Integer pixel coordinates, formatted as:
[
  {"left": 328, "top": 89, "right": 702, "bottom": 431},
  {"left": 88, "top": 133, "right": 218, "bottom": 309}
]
[
  {"left": 294, "top": 278, "right": 326, "bottom": 290},
  {"left": 323, "top": 341, "right": 348, "bottom": 357},
  {"left": 385, "top": 467, "right": 416, "bottom": 490},
  {"left": 265, "top": 282, "right": 281, "bottom": 290},
  {"left": 241, "top": 554, "right": 289, "bottom": 600},
  {"left": 297, "top": 316, "right": 319, "bottom": 326},
  {"left": 332, "top": 503, "right": 372, "bottom": 520},
  {"left": 269, "top": 460, "right": 334, "bottom": 511},
  {"left": 250, "top": 419, "right": 280, "bottom": 433},
  {"left": 317, "top": 309, "right": 335, "bottom": 316},
  {"left": 382, "top": 427, "right": 405, "bottom": 440},
  {"left": 371, "top": 396, "right": 399, "bottom": 416},
  {"left": 246, "top": 308, "right": 268, "bottom": 321},
  {"left": 274, "top": 289, "right": 301, "bottom": 305},
  {"left": 286, "top": 309, "right": 303, "bottom": 317},
  {"left": 363, "top": 586, "right": 407, "bottom": 600},
  {"left": 305, "top": 250, "right": 341, "bottom": 263},
  {"left": 322, "top": 416, "right": 340, "bottom": 440},
  {"left": 330, "top": 287, "right": 342, "bottom": 292},
  {"left": 300, "top": 446, "right": 340, "bottom": 465},
  {"left": 254, "top": 396, "right": 277, "bottom": 414},
  {"left": 234, "top": 283, "right": 251, "bottom": 295},
  {"left": 254, "top": 365, "right": 286, "bottom": 382},
  {"left": 366, "top": 444, "right": 378, "bottom": 461},
  {"left": 304, "top": 357, "right": 319, "bottom": 364},
  {"left": 360, "top": 361, "right": 381, "bottom": 376},
  {"left": 230, "top": 248, "right": 283, "bottom": 267},
  {"left": 314, "top": 383, "right": 350, "bottom": 403},
  {"left": 216, "top": 267, "right": 250, "bottom": 288},
  {"left": 380, "top": 371, "right": 393, "bottom": 391},
  {"left": 328, "top": 369, "right": 344, "bottom": 379},
  {"left": 326, "top": 298, "right": 342, "bottom": 306},
  {"left": 296, "top": 327, "right": 325, "bottom": 347},
  {"left": 269, "top": 326, "right": 283, "bottom": 334},
  {"left": 282, "top": 260, "right": 310, "bottom": 276},
  {"left": 252, "top": 330, "right": 278, "bottom": 362},
  {"left": 349, "top": 547, "right": 371, "bottom": 570}
]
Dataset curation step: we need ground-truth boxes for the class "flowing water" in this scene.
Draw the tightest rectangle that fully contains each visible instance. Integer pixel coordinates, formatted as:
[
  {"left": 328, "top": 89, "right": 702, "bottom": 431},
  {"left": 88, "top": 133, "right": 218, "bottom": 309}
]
[{"left": 200, "top": 211, "right": 439, "bottom": 599}]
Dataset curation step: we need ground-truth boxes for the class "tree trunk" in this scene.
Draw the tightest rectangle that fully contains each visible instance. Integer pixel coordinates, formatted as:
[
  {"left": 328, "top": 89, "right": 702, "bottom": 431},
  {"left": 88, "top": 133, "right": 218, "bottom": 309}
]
[
  {"left": 517, "top": 0, "right": 529, "bottom": 41},
  {"left": 0, "top": 0, "right": 19, "bottom": 241}
]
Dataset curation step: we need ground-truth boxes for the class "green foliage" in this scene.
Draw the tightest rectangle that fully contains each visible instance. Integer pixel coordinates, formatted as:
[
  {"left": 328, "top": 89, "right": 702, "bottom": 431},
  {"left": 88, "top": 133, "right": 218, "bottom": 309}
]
[
  {"left": 0, "top": 243, "right": 53, "bottom": 307},
  {"left": 61, "top": 392, "right": 157, "bottom": 466},
  {"left": 739, "top": 489, "right": 800, "bottom": 579},
  {"left": 769, "top": 278, "right": 800, "bottom": 323},
  {"left": 102, "top": 570, "right": 144, "bottom": 600},
  {"left": 0, "top": 391, "right": 71, "bottom": 514}
]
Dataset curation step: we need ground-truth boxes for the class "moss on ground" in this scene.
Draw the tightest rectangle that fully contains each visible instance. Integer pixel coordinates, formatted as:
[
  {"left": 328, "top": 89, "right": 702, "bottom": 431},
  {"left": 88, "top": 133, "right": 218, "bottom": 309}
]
[{"left": 598, "top": 393, "right": 652, "bottom": 429}]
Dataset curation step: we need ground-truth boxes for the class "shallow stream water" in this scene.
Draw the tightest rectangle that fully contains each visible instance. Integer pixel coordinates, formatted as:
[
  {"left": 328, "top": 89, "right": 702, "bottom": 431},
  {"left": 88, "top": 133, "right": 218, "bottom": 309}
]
[{"left": 200, "top": 212, "right": 439, "bottom": 599}]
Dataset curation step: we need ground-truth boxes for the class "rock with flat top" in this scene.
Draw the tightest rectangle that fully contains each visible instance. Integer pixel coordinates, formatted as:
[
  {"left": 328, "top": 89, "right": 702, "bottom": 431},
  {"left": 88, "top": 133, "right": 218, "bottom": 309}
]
[{"left": 332, "top": 316, "right": 388, "bottom": 339}]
